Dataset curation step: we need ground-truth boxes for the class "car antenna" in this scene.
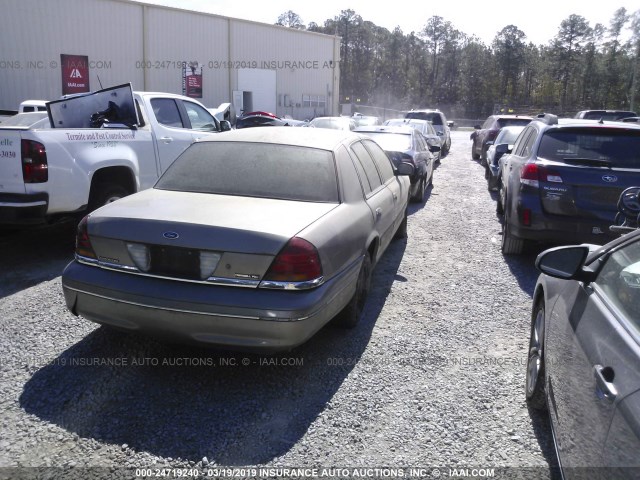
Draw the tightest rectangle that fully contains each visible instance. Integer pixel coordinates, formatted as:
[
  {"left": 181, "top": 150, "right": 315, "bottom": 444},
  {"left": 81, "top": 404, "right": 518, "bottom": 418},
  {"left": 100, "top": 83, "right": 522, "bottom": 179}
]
[{"left": 97, "top": 75, "right": 103, "bottom": 90}]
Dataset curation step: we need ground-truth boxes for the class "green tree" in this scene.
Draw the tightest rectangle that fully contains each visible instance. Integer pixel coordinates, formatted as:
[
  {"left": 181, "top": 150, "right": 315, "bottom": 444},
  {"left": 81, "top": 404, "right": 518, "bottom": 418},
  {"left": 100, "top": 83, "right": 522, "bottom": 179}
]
[{"left": 275, "top": 10, "right": 305, "bottom": 29}]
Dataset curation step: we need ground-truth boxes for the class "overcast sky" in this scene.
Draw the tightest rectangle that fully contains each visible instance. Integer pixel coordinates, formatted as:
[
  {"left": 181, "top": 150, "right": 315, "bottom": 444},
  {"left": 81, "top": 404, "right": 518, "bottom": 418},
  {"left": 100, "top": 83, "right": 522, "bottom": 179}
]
[{"left": 137, "top": 0, "right": 639, "bottom": 45}]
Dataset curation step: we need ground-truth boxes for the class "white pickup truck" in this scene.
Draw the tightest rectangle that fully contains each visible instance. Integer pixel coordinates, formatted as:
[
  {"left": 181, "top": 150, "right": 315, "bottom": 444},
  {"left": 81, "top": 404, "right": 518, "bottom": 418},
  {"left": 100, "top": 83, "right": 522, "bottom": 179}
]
[{"left": 0, "top": 84, "right": 230, "bottom": 225}]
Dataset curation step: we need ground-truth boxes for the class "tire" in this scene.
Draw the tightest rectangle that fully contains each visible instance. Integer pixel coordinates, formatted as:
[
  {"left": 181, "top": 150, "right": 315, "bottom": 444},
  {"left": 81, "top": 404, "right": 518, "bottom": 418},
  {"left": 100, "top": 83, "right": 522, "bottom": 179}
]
[
  {"left": 526, "top": 300, "right": 547, "bottom": 410},
  {"left": 501, "top": 206, "right": 525, "bottom": 255},
  {"left": 496, "top": 183, "right": 505, "bottom": 215},
  {"left": 335, "top": 253, "right": 372, "bottom": 329},
  {"left": 89, "top": 183, "right": 129, "bottom": 211},
  {"left": 471, "top": 144, "right": 480, "bottom": 160},
  {"left": 410, "top": 178, "right": 425, "bottom": 203},
  {"left": 394, "top": 208, "right": 408, "bottom": 239},
  {"left": 480, "top": 154, "right": 487, "bottom": 167}
]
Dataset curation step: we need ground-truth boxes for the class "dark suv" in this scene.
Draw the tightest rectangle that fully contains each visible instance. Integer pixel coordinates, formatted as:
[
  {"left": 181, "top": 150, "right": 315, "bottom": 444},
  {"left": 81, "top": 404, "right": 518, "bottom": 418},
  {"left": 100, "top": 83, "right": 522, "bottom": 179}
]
[
  {"left": 497, "top": 114, "right": 640, "bottom": 254},
  {"left": 471, "top": 114, "right": 532, "bottom": 163},
  {"left": 405, "top": 109, "right": 451, "bottom": 155}
]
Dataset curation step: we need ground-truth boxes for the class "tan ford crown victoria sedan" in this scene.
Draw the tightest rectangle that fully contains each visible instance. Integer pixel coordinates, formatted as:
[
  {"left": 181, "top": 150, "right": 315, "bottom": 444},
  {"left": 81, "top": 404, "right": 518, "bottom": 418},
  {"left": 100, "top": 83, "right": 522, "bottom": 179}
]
[{"left": 62, "top": 127, "right": 414, "bottom": 351}]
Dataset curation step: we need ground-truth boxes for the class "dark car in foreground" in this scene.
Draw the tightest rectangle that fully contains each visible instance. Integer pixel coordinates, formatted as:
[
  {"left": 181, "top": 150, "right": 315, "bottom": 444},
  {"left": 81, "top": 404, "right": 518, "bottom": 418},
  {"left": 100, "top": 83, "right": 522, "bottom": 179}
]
[
  {"left": 498, "top": 114, "right": 640, "bottom": 254},
  {"left": 527, "top": 228, "right": 640, "bottom": 478},
  {"left": 471, "top": 114, "right": 532, "bottom": 163},
  {"left": 61, "top": 127, "right": 413, "bottom": 351},
  {"left": 235, "top": 111, "right": 292, "bottom": 128},
  {"left": 355, "top": 125, "right": 438, "bottom": 203},
  {"left": 484, "top": 125, "right": 526, "bottom": 191}
]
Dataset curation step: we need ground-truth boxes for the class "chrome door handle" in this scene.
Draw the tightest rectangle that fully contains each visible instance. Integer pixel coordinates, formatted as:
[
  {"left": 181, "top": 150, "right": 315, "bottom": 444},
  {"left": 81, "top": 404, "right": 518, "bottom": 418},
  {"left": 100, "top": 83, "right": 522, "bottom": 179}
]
[
  {"left": 375, "top": 208, "right": 382, "bottom": 219},
  {"left": 392, "top": 193, "right": 398, "bottom": 201},
  {"left": 160, "top": 136, "right": 173, "bottom": 143},
  {"left": 594, "top": 365, "right": 618, "bottom": 402}
]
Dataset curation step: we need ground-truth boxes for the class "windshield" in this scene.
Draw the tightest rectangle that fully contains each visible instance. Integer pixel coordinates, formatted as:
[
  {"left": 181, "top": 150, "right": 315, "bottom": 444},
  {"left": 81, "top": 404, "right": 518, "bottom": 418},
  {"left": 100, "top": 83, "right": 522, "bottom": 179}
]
[
  {"left": 496, "top": 127, "right": 525, "bottom": 144},
  {"left": 406, "top": 112, "right": 443, "bottom": 125},
  {"left": 538, "top": 128, "right": 640, "bottom": 168},
  {"left": 155, "top": 142, "right": 339, "bottom": 202},
  {"left": 361, "top": 132, "right": 412, "bottom": 152}
]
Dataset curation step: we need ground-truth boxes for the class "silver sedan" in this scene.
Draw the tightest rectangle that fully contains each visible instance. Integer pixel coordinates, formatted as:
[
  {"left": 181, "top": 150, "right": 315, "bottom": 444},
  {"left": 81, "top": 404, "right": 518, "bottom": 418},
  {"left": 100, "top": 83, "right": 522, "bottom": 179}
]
[{"left": 62, "top": 127, "right": 413, "bottom": 351}]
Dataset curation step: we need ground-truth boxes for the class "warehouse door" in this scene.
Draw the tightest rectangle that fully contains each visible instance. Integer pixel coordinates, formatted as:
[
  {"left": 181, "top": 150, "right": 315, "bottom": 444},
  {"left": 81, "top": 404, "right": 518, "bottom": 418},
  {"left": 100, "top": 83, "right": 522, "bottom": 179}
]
[{"left": 238, "top": 69, "right": 276, "bottom": 114}]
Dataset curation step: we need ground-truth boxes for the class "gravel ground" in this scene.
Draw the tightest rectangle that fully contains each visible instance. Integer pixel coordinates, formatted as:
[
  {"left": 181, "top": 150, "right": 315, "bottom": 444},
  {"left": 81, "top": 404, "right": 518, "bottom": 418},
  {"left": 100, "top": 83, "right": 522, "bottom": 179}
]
[{"left": 0, "top": 131, "right": 560, "bottom": 480}]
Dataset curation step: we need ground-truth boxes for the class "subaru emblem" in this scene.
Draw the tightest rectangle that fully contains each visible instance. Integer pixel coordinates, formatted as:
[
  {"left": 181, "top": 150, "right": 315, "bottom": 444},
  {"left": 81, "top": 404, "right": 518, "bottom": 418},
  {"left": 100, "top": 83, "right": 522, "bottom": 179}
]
[
  {"left": 602, "top": 175, "right": 618, "bottom": 183},
  {"left": 163, "top": 231, "right": 179, "bottom": 239}
]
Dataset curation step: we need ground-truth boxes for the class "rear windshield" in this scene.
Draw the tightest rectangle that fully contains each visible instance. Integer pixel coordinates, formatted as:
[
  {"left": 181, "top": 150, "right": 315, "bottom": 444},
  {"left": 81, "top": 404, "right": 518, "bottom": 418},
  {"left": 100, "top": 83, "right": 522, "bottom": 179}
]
[
  {"left": 496, "top": 118, "right": 531, "bottom": 129},
  {"left": 155, "top": 142, "right": 339, "bottom": 202},
  {"left": 538, "top": 128, "right": 640, "bottom": 168},
  {"left": 361, "top": 132, "right": 412, "bottom": 152},
  {"left": 406, "top": 112, "right": 443, "bottom": 125}
]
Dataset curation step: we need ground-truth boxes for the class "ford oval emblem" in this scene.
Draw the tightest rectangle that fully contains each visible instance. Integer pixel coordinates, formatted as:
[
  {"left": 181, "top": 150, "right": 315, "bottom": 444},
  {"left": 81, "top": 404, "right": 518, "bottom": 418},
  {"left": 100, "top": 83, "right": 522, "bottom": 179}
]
[
  {"left": 163, "top": 231, "right": 179, "bottom": 239},
  {"left": 602, "top": 175, "right": 618, "bottom": 183}
]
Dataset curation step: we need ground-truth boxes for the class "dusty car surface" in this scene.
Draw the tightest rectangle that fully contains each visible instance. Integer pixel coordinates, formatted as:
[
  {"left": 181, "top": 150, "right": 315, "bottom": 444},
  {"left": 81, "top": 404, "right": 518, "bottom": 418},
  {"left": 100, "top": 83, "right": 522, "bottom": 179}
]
[
  {"left": 61, "top": 127, "right": 413, "bottom": 351},
  {"left": 527, "top": 228, "right": 640, "bottom": 477}
]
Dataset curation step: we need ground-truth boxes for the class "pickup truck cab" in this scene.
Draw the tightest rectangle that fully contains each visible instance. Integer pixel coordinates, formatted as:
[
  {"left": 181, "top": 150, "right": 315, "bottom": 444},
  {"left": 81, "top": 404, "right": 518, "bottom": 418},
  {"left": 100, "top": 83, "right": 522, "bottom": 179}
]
[{"left": 0, "top": 84, "right": 230, "bottom": 225}]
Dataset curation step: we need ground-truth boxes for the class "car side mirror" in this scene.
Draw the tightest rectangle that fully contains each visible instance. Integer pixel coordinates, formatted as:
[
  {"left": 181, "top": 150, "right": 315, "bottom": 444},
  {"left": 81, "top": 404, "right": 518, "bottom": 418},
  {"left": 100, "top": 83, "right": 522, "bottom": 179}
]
[
  {"left": 220, "top": 120, "right": 232, "bottom": 132},
  {"left": 496, "top": 143, "right": 511, "bottom": 154},
  {"left": 395, "top": 162, "right": 415, "bottom": 176},
  {"left": 429, "top": 145, "right": 441, "bottom": 153},
  {"left": 535, "top": 245, "right": 597, "bottom": 282}
]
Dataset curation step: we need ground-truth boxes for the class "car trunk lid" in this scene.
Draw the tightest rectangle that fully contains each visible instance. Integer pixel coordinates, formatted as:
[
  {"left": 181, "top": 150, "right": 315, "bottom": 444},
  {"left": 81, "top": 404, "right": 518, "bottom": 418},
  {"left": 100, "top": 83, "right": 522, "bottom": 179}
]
[{"left": 86, "top": 189, "right": 337, "bottom": 283}]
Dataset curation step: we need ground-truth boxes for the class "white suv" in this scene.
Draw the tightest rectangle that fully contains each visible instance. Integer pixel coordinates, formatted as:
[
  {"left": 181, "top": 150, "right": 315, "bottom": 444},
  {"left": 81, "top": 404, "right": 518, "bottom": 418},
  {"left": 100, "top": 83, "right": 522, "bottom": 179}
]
[{"left": 405, "top": 109, "right": 451, "bottom": 155}]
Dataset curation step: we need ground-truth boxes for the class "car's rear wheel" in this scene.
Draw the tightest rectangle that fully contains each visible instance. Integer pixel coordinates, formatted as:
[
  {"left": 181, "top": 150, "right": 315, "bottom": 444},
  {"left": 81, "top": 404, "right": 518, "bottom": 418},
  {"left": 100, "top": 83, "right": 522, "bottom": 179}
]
[
  {"left": 471, "top": 144, "right": 480, "bottom": 160},
  {"left": 89, "top": 183, "right": 129, "bottom": 211},
  {"left": 526, "top": 300, "right": 547, "bottom": 410},
  {"left": 501, "top": 208, "right": 525, "bottom": 255},
  {"left": 335, "top": 253, "right": 372, "bottom": 329}
]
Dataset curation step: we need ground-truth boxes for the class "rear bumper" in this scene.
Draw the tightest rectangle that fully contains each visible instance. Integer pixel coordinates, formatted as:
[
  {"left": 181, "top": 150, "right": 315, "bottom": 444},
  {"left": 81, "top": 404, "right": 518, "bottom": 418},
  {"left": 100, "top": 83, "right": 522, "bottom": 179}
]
[
  {"left": 0, "top": 192, "right": 48, "bottom": 225},
  {"left": 508, "top": 201, "right": 618, "bottom": 245},
  {"left": 61, "top": 257, "right": 361, "bottom": 352}
]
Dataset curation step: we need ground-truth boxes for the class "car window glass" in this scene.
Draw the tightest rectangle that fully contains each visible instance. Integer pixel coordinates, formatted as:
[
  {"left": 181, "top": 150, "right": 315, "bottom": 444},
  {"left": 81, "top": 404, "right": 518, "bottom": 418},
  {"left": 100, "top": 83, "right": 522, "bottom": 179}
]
[
  {"left": 595, "top": 238, "right": 640, "bottom": 335},
  {"left": 537, "top": 129, "right": 640, "bottom": 168},
  {"left": 182, "top": 101, "right": 217, "bottom": 130},
  {"left": 151, "top": 98, "right": 183, "bottom": 128},
  {"left": 156, "top": 142, "right": 338, "bottom": 203},
  {"left": 347, "top": 145, "right": 372, "bottom": 195},
  {"left": 482, "top": 117, "right": 494, "bottom": 129},
  {"left": 414, "top": 134, "right": 425, "bottom": 151},
  {"left": 363, "top": 140, "right": 394, "bottom": 183},
  {"left": 513, "top": 127, "right": 534, "bottom": 156},
  {"left": 520, "top": 130, "right": 537, "bottom": 157},
  {"left": 350, "top": 142, "right": 383, "bottom": 191}
]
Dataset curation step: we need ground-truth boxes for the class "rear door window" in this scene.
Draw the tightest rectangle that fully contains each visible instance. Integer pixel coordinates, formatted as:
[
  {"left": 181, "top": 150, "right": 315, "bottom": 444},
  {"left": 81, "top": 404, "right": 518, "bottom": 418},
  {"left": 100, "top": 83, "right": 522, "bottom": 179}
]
[
  {"left": 151, "top": 98, "right": 184, "bottom": 128},
  {"left": 350, "top": 142, "right": 383, "bottom": 192},
  {"left": 363, "top": 140, "right": 395, "bottom": 183}
]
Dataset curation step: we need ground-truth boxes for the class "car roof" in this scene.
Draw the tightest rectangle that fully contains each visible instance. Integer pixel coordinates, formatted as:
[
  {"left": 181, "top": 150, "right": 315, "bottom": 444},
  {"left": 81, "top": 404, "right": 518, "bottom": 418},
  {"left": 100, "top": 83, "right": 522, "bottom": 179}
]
[
  {"left": 492, "top": 114, "right": 533, "bottom": 119},
  {"left": 196, "top": 125, "right": 363, "bottom": 150},
  {"left": 541, "top": 118, "right": 640, "bottom": 130},
  {"left": 354, "top": 125, "right": 416, "bottom": 134}
]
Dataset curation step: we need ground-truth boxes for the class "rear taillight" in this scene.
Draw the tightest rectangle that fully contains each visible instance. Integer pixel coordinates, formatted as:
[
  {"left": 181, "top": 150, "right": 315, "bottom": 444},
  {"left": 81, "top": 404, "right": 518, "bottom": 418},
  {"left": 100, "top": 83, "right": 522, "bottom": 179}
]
[
  {"left": 263, "top": 237, "right": 322, "bottom": 283},
  {"left": 520, "top": 163, "right": 564, "bottom": 188},
  {"left": 520, "top": 163, "right": 539, "bottom": 188},
  {"left": 76, "top": 215, "right": 97, "bottom": 260},
  {"left": 21, "top": 139, "right": 48, "bottom": 183}
]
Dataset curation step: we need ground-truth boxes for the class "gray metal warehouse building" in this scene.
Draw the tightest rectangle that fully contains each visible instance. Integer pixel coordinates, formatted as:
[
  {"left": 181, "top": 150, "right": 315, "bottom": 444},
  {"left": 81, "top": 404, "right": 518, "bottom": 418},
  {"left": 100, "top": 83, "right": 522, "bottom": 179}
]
[{"left": 0, "top": 0, "right": 341, "bottom": 119}]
